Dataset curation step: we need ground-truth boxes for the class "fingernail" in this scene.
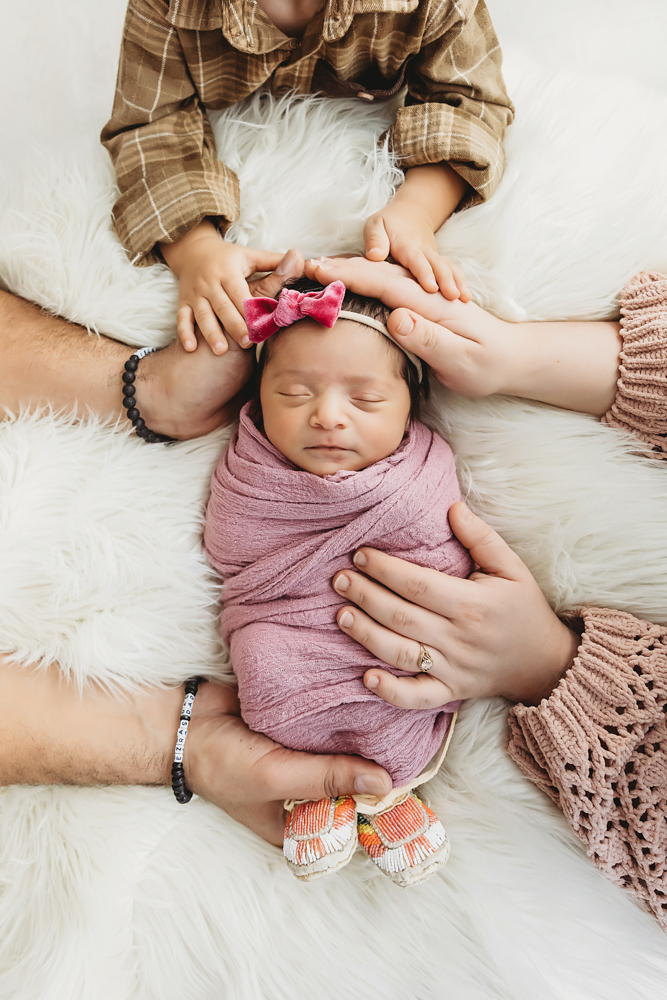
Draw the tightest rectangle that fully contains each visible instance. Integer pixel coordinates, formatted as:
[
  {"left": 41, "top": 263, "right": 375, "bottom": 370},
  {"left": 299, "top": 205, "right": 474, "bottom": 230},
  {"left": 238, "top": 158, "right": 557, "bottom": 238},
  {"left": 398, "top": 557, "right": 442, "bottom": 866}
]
[
  {"left": 458, "top": 503, "right": 473, "bottom": 521},
  {"left": 395, "top": 313, "right": 414, "bottom": 337},
  {"left": 353, "top": 550, "right": 367, "bottom": 568},
  {"left": 312, "top": 256, "right": 332, "bottom": 271},
  {"left": 354, "top": 774, "right": 387, "bottom": 795},
  {"left": 186, "top": 340, "right": 196, "bottom": 351},
  {"left": 241, "top": 336, "right": 251, "bottom": 348},
  {"left": 334, "top": 573, "right": 350, "bottom": 593},
  {"left": 365, "top": 675, "right": 379, "bottom": 690},
  {"left": 276, "top": 250, "right": 296, "bottom": 276},
  {"left": 339, "top": 611, "right": 354, "bottom": 628}
]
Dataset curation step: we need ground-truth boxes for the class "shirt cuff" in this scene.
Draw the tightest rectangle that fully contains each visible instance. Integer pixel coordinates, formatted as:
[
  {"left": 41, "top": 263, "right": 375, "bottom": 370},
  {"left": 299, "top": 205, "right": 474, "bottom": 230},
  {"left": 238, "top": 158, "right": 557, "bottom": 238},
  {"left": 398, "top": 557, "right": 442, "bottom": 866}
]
[
  {"left": 602, "top": 271, "right": 667, "bottom": 458},
  {"left": 387, "top": 103, "right": 505, "bottom": 205},
  {"left": 111, "top": 160, "right": 240, "bottom": 267}
]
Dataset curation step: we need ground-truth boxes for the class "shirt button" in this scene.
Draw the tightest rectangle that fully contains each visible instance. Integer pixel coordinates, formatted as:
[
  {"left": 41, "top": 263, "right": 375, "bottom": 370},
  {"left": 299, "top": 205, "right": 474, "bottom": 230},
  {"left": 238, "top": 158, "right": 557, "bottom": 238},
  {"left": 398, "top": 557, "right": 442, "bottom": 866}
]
[{"left": 358, "top": 91, "right": 375, "bottom": 101}]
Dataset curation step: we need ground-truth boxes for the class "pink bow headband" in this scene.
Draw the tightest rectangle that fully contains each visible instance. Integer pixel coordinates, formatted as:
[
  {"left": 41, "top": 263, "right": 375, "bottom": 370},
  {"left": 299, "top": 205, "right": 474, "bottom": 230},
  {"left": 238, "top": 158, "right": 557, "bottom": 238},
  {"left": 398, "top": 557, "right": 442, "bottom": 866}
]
[{"left": 243, "top": 281, "right": 423, "bottom": 380}]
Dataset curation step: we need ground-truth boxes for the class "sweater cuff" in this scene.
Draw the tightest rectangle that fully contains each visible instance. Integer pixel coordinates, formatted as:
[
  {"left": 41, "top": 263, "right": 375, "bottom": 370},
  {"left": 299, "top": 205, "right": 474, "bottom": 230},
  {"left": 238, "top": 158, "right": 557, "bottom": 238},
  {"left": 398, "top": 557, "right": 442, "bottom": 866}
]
[
  {"left": 602, "top": 271, "right": 667, "bottom": 458},
  {"left": 387, "top": 104, "right": 505, "bottom": 205}
]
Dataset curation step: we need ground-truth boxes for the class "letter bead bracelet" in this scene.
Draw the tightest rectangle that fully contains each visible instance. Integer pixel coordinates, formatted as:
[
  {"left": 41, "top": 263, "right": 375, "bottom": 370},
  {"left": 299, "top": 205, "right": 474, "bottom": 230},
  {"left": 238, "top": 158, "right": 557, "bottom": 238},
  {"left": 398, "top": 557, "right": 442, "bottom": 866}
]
[
  {"left": 172, "top": 676, "right": 203, "bottom": 804},
  {"left": 122, "top": 347, "right": 176, "bottom": 444}
]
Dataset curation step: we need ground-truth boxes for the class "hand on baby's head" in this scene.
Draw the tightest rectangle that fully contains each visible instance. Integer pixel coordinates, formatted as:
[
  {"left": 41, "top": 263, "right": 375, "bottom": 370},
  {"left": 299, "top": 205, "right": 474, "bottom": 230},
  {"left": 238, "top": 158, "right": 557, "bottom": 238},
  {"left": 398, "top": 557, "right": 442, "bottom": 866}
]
[{"left": 257, "top": 292, "right": 422, "bottom": 476}]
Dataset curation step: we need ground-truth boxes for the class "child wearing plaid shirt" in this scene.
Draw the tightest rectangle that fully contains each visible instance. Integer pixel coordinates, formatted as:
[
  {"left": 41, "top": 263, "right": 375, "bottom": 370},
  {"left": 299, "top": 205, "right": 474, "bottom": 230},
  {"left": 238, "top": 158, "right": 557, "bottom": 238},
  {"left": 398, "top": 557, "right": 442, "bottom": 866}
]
[{"left": 102, "top": 0, "right": 513, "bottom": 355}]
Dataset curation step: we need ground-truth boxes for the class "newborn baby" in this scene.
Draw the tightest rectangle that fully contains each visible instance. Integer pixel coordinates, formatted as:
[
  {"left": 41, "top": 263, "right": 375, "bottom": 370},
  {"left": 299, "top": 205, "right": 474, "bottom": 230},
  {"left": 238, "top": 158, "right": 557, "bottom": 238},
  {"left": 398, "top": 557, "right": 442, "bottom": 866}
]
[{"left": 204, "top": 278, "right": 472, "bottom": 886}]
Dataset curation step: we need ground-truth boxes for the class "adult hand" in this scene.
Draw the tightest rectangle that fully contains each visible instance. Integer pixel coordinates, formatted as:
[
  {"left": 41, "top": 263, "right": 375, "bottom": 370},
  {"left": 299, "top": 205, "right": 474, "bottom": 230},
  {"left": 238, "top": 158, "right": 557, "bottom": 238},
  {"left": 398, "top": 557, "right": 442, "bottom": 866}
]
[
  {"left": 306, "top": 255, "right": 516, "bottom": 397},
  {"left": 332, "top": 502, "right": 581, "bottom": 708},
  {"left": 185, "top": 681, "right": 392, "bottom": 846},
  {"left": 143, "top": 249, "right": 305, "bottom": 439},
  {"left": 305, "top": 256, "right": 622, "bottom": 415}
]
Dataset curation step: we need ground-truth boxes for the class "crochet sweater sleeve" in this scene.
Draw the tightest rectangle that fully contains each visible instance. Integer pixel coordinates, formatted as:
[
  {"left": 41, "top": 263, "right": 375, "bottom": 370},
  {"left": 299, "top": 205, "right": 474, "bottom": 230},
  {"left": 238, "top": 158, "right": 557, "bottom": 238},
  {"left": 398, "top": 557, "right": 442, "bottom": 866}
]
[
  {"left": 601, "top": 271, "right": 667, "bottom": 458},
  {"left": 507, "top": 609, "right": 667, "bottom": 927},
  {"left": 507, "top": 273, "right": 667, "bottom": 926}
]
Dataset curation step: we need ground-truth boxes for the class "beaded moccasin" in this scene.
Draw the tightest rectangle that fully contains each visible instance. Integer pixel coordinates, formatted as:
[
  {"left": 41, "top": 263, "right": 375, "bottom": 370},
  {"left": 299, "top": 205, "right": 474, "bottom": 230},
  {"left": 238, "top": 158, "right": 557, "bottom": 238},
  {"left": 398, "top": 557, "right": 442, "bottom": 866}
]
[
  {"left": 283, "top": 795, "right": 358, "bottom": 882},
  {"left": 356, "top": 792, "right": 449, "bottom": 887}
]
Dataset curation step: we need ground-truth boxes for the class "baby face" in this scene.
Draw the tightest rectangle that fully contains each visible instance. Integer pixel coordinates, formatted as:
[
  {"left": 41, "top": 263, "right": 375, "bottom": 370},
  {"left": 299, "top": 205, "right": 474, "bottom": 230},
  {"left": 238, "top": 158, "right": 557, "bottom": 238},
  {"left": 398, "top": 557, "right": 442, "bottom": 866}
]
[{"left": 260, "top": 318, "right": 412, "bottom": 476}]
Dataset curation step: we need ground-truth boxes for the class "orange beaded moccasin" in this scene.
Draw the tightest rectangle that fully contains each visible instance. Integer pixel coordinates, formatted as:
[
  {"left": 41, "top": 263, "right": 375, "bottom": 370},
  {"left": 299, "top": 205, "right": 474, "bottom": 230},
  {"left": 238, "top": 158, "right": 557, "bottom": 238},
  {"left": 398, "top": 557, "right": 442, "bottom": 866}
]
[
  {"left": 283, "top": 795, "right": 358, "bottom": 882},
  {"left": 357, "top": 792, "right": 449, "bottom": 888}
]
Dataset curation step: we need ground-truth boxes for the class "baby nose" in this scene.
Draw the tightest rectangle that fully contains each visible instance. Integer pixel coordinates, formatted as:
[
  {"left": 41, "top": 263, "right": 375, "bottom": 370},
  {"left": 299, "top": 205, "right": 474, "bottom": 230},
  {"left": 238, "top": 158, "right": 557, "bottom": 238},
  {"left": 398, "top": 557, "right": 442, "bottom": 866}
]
[{"left": 311, "top": 395, "right": 347, "bottom": 429}]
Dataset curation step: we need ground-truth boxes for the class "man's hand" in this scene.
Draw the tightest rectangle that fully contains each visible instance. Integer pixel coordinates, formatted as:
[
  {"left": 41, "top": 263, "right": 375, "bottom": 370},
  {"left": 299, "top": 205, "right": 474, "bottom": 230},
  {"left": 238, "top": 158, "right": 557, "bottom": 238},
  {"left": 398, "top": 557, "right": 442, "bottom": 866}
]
[
  {"left": 185, "top": 681, "right": 392, "bottom": 846},
  {"left": 160, "top": 220, "right": 287, "bottom": 354},
  {"left": 363, "top": 164, "right": 471, "bottom": 301},
  {"left": 331, "top": 502, "right": 581, "bottom": 710}
]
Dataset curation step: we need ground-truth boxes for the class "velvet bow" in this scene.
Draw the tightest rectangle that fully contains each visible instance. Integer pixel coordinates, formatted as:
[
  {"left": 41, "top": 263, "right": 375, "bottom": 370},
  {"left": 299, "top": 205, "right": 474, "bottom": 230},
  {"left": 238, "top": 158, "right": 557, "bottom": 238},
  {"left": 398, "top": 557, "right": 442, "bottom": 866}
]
[{"left": 243, "top": 281, "right": 346, "bottom": 344}]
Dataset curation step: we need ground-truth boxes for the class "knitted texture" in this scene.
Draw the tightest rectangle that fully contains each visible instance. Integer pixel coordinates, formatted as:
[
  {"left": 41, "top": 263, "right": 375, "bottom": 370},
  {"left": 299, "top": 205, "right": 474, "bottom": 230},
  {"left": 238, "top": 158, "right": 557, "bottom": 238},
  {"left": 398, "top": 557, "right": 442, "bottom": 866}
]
[
  {"left": 602, "top": 271, "right": 667, "bottom": 458},
  {"left": 507, "top": 608, "right": 667, "bottom": 928}
]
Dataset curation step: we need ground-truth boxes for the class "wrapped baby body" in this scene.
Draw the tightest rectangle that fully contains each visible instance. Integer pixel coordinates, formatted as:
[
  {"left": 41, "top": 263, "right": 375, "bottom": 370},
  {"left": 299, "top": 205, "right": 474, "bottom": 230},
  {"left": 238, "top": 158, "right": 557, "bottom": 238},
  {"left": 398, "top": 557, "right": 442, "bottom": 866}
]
[{"left": 204, "top": 403, "right": 472, "bottom": 786}]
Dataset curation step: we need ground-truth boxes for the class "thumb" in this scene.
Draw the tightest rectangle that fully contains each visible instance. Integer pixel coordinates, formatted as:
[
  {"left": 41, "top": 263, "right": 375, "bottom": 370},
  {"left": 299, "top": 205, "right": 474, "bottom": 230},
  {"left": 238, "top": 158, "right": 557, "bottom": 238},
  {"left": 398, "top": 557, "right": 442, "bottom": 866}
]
[
  {"left": 248, "top": 248, "right": 304, "bottom": 298},
  {"left": 363, "top": 215, "right": 390, "bottom": 262},
  {"left": 272, "top": 748, "right": 392, "bottom": 801},
  {"left": 448, "top": 501, "right": 526, "bottom": 581},
  {"left": 388, "top": 308, "right": 460, "bottom": 370}
]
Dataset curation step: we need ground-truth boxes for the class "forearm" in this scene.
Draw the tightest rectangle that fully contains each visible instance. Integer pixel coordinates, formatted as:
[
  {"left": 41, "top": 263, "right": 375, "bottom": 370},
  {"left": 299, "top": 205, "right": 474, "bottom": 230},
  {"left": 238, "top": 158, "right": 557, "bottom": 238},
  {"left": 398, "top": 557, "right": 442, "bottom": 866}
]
[
  {"left": 159, "top": 218, "right": 220, "bottom": 277},
  {"left": 392, "top": 164, "right": 469, "bottom": 230},
  {"left": 0, "top": 654, "right": 181, "bottom": 787},
  {"left": 0, "top": 290, "right": 248, "bottom": 439},
  {"left": 506, "top": 319, "right": 622, "bottom": 416}
]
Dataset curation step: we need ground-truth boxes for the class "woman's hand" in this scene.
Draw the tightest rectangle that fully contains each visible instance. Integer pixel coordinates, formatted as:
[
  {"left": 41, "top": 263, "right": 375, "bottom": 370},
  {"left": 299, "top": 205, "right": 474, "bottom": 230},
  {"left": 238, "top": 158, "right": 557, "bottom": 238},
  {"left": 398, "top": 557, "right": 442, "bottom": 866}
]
[
  {"left": 306, "top": 255, "right": 517, "bottom": 397},
  {"left": 305, "top": 256, "right": 622, "bottom": 415},
  {"left": 332, "top": 502, "right": 581, "bottom": 709},
  {"left": 185, "top": 681, "right": 392, "bottom": 846}
]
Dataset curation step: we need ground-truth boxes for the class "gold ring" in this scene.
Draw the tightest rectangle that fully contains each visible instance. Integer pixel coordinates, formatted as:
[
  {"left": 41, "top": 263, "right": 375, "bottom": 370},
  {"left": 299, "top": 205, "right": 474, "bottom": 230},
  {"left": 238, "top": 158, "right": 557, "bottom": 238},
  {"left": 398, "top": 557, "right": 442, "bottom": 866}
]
[{"left": 417, "top": 643, "right": 434, "bottom": 673}]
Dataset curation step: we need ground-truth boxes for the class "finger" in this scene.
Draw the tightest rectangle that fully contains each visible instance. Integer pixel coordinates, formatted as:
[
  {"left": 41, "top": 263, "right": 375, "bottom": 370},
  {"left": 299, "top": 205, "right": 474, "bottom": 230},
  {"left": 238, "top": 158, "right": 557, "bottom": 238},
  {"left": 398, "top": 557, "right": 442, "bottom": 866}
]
[
  {"left": 339, "top": 548, "right": 469, "bottom": 615},
  {"left": 207, "top": 289, "right": 250, "bottom": 348},
  {"left": 448, "top": 260, "right": 472, "bottom": 302},
  {"left": 337, "top": 603, "right": 449, "bottom": 681},
  {"left": 364, "top": 669, "right": 456, "bottom": 710},
  {"left": 193, "top": 299, "right": 229, "bottom": 355},
  {"left": 265, "top": 744, "right": 392, "bottom": 801},
  {"left": 333, "top": 569, "right": 453, "bottom": 641},
  {"left": 363, "top": 215, "right": 391, "bottom": 262},
  {"left": 448, "top": 502, "right": 528, "bottom": 581},
  {"left": 248, "top": 248, "right": 305, "bottom": 299},
  {"left": 400, "top": 250, "right": 440, "bottom": 294},
  {"left": 244, "top": 249, "right": 290, "bottom": 276},
  {"left": 426, "top": 252, "right": 460, "bottom": 300},
  {"left": 388, "top": 309, "right": 477, "bottom": 383},
  {"left": 176, "top": 304, "right": 197, "bottom": 351}
]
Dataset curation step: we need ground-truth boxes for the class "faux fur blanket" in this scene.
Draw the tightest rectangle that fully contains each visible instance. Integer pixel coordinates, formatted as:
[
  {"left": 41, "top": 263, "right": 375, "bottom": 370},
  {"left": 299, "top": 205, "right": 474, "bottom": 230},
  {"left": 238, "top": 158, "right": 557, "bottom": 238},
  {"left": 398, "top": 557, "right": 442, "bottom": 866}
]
[{"left": 204, "top": 406, "right": 470, "bottom": 784}]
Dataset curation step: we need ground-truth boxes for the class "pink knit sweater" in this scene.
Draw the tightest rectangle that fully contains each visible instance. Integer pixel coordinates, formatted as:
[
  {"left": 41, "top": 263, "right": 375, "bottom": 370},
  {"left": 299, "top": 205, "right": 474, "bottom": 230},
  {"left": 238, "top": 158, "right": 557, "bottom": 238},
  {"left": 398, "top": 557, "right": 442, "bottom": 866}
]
[{"left": 507, "top": 272, "right": 667, "bottom": 929}]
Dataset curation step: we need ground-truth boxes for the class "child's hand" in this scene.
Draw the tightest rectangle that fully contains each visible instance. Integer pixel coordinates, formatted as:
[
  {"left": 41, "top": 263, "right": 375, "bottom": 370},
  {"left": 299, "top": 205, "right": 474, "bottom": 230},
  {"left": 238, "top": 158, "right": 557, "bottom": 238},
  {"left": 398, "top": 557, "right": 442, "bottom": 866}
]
[
  {"left": 363, "top": 201, "right": 469, "bottom": 302},
  {"left": 363, "top": 163, "right": 472, "bottom": 302},
  {"left": 160, "top": 220, "right": 288, "bottom": 354}
]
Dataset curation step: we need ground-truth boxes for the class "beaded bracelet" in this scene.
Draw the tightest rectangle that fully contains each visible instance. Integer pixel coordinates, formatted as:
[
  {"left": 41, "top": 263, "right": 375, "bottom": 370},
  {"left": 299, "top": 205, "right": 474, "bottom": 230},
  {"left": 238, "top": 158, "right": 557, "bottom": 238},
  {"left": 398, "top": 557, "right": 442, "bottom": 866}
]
[
  {"left": 122, "top": 347, "right": 176, "bottom": 444},
  {"left": 172, "top": 676, "right": 203, "bottom": 804}
]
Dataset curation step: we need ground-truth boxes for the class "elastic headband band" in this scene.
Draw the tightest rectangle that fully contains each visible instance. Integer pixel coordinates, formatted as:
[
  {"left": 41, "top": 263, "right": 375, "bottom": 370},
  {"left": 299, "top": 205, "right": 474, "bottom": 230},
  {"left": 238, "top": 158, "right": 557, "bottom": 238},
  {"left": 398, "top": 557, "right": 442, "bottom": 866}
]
[{"left": 255, "top": 309, "right": 424, "bottom": 382}]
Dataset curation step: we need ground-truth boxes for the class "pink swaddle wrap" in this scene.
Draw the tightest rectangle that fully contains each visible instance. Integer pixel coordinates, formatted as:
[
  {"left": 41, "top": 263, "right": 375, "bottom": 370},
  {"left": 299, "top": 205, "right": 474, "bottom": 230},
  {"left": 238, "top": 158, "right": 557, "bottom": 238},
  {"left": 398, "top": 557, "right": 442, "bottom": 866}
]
[{"left": 204, "top": 403, "right": 472, "bottom": 785}]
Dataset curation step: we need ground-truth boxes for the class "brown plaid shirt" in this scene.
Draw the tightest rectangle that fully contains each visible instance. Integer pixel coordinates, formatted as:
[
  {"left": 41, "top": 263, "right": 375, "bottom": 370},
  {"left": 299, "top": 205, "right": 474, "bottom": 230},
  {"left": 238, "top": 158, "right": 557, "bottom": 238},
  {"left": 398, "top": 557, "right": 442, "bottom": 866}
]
[{"left": 102, "top": 0, "right": 514, "bottom": 265}]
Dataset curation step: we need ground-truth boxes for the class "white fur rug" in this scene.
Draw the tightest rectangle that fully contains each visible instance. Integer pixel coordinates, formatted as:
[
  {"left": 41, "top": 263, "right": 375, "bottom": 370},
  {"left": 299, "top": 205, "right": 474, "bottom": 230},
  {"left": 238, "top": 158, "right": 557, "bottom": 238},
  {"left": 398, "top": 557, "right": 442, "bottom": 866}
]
[{"left": 2, "top": 1, "right": 667, "bottom": 997}]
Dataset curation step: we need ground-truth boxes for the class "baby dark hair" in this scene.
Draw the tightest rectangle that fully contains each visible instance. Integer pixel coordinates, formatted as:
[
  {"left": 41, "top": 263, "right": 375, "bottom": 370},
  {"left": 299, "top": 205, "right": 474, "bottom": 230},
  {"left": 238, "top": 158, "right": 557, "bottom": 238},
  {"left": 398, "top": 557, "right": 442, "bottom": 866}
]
[{"left": 254, "top": 276, "right": 428, "bottom": 419}]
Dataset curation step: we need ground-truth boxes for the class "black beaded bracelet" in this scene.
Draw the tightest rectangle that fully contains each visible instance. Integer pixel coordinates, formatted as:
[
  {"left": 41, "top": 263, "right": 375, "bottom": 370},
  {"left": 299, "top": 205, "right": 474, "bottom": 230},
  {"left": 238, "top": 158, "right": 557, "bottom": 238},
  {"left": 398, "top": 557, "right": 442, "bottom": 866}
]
[
  {"left": 122, "top": 347, "right": 176, "bottom": 444},
  {"left": 172, "top": 676, "right": 204, "bottom": 804}
]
